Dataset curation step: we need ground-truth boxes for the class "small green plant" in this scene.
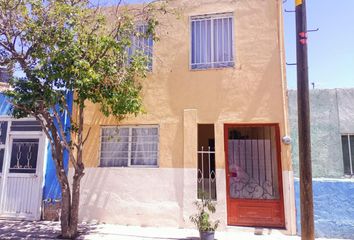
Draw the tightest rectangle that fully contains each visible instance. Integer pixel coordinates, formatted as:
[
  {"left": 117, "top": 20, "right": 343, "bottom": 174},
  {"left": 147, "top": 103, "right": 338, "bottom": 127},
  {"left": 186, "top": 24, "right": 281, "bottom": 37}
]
[{"left": 190, "top": 194, "right": 220, "bottom": 232}]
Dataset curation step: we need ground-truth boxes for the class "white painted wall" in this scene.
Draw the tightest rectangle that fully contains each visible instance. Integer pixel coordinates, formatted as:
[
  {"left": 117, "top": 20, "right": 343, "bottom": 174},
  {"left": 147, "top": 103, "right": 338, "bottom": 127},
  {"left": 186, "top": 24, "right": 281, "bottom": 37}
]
[
  {"left": 73, "top": 167, "right": 295, "bottom": 234},
  {"left": 71, "top": 168, "right": 227, "bottom": 228}
]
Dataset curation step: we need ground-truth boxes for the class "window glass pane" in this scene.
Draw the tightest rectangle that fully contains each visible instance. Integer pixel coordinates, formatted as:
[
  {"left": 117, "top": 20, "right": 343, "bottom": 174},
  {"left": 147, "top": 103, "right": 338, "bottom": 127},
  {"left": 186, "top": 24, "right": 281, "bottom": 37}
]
[
  {"left": 216, "top": 18, "right": 223, "bottom": 63},
  {"left": 195, "top": 21, "right": 200, "bottom": 64},
  {"left": 350, "top": 135, "right": 354, "bottom": 174},
  {"left": 100, "top": 128, "right": 129, "bottom": 167},
  {"left": 0, "top": 121, "right": 8, "bottom": 144},
  {"left": 191, "top": 21, "right": 196, "bottom": 64},
  {"left": 131, "top": 127, "right": 158, "bottom": 166},
  {"left": 206, "top": 19, "right": 212, "bottom": 64},
  {"left": 200, "top": 20, "right": 206, "bottom": 64},
  {"left": 0, "top": 148, "right": 4, "bottom": 173},
  {"left": 229, "top": 17, "right": 234, "bottom": 61},
  {"left": 341, "top": 135, "right": 351, "bottom": 175},
  {"left": 9, "top": 139, "right": 39, "bottom": 173},
  {"left": 223, "top": 18, "right": 229, "bottom": 61}
]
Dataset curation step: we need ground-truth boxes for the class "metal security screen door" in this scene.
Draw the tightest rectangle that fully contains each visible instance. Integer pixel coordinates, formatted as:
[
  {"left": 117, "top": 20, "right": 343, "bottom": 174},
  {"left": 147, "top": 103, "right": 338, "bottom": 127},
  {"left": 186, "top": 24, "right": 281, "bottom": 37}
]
[
  {"left": 0, "top": 120, "right": 45, "bottom": 220},
  {"left": 224, "top": 124, "right": 285, "bottom": 228}
]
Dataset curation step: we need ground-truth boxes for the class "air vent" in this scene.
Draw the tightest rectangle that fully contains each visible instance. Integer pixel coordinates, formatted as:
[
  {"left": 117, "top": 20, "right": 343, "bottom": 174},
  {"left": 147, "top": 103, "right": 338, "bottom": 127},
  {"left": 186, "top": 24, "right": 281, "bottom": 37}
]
[{"left": 11, "top": 121, "right": 42, "bottom": 131}]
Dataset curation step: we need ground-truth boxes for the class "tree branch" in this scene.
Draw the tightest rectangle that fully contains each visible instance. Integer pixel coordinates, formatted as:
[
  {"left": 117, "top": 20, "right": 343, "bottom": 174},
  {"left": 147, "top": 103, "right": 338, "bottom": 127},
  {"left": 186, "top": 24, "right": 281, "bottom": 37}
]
[{"left": 52, "top": 107, "right": 79, "bottom": 170}]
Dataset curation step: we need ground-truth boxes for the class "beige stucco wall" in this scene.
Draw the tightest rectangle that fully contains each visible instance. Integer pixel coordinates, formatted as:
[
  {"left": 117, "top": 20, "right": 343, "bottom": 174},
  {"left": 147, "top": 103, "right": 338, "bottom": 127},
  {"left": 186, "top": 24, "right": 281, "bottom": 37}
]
[
  {"left": 77, "top": 0, "right": 295, "bottom": 234},
  {"left": 83, "top": 0, "right": 291, "bottom": 169}
]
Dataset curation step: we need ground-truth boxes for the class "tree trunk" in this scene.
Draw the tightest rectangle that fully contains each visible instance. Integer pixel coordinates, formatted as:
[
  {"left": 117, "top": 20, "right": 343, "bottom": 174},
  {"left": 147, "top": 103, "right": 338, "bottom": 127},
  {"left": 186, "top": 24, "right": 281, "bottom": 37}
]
[
  {"left": 60, "top": 176, "right": 73, "bottom": 239},
  {"left": 60, "top": 103, "right": 85, "bottom": 239},
  {"left": 69, "top": 168, "right": 84, "bottom": 237}
]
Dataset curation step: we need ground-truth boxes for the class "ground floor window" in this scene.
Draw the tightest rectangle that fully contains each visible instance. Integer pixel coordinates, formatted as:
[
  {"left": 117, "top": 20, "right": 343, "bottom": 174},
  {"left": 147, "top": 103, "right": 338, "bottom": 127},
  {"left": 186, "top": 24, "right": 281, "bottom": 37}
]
[
  {"left": 197, "top": 124, "right": 216, "bottom": 200},
  {"left": 100, "top": 125, "right": 159, "bottom": 167},
  {"left": 341, "top": 134, "right": 354, "bottom": 176}
]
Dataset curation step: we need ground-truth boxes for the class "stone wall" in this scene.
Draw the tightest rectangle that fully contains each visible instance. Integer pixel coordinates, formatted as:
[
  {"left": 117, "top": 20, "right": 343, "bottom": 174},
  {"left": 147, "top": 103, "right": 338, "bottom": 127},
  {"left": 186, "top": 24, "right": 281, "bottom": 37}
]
[
  {"left": 294, "top": 179, "right": 354, "bottom": 239},
  {"left": 288, "top": 88, "right": 354, "bottom": 177},
  {"left": 289, "top": 88, "right": 354, "bottom": 238}
]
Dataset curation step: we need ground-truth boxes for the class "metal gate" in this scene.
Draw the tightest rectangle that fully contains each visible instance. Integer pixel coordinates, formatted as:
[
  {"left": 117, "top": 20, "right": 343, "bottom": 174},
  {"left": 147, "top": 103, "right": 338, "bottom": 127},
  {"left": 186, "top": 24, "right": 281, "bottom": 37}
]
[
  {"left": 0, "top": 119, "right": 45, "bottom": 220},
  {"left": 224, "top": 124, "right": 285, "bottom": 228}
]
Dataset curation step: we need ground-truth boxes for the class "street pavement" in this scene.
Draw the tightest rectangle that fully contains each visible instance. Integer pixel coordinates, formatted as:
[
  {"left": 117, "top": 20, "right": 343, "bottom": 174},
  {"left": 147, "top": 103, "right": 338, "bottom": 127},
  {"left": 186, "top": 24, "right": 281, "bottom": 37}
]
[{"left": 0, "top": 220, "right": 350, "bottom": 240}]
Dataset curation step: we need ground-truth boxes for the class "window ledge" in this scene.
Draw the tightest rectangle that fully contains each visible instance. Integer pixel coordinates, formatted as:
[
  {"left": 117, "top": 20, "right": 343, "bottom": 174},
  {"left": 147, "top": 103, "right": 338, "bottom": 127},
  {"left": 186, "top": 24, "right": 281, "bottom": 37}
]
[
  {"left": 189, "top": 63, "right": 241, "bottom": 72},
  {"left": 98, "top": 165, "right": 159, "bottom": 169}
]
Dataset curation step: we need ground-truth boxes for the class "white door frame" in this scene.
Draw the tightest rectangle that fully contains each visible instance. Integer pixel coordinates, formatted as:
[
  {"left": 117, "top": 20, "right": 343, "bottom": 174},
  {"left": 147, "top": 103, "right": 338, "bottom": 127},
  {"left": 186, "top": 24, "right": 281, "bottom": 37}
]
[{"left": 0, "top": 117, "right": 46, "bottom": 220}]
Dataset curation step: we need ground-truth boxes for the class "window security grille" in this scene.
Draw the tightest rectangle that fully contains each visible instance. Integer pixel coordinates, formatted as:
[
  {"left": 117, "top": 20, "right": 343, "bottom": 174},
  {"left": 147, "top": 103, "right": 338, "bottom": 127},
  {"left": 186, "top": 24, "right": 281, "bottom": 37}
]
[
  {"left": 341, "top": 134, "right": 354, "bottom": 176},
  {"left": 100, "top": 126, "right": 159, "bottom": 167},
  {"left": 197, "top": 124, "right": 216, "bottom": 200},
  {"left": 227, "top": 126, "right": 280, "bottom": 200},
  {"left": 191, "top": 13, "right": 234, "bottom": 70},
  {"left": 9, "top": 139, "right": 39, "bottom": 173},
  {"left": 128, "top": 25, "right": 153, "bottom": 70}
]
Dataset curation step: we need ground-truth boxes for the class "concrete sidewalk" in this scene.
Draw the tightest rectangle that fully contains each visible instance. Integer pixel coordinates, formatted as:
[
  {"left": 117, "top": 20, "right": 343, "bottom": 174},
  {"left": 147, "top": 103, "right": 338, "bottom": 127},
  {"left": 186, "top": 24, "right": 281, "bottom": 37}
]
[{"left": 0, "top": 220, "right": 350, "bottom": 240}]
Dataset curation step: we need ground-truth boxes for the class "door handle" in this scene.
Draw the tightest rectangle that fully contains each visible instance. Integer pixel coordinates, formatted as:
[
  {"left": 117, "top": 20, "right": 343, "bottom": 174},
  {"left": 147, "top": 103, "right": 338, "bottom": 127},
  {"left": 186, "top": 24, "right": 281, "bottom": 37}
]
[{"left": 228, "top": 172, "right": 237, "bottom": 178}]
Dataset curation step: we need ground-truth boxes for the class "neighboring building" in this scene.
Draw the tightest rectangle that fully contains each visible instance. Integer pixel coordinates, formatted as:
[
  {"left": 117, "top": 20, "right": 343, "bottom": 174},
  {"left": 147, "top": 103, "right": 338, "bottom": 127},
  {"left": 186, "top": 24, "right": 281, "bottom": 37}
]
[
  {"left": 0, "top": 69, "right": 72, "bottom": 221},
  {"left": 289, "top": 88, "right": 354, "bottom": 239},
  {"left": 77, "top": 0, "right": 297, "bottom": 234}
]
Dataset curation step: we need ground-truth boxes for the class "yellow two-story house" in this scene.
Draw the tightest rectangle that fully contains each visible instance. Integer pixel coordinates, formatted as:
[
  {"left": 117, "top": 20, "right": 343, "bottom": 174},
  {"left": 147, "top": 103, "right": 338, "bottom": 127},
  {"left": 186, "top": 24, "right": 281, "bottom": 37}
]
[{"left": 76, "top": 0, "right": 296, "bottom": 234}]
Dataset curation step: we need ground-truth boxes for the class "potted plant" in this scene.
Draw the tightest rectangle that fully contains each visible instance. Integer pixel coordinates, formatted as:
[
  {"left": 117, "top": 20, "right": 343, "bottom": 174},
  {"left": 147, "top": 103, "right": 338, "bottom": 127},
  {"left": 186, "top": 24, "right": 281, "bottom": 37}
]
[{"left": 190, "top": 194, "right": 219, "bottom": 240}]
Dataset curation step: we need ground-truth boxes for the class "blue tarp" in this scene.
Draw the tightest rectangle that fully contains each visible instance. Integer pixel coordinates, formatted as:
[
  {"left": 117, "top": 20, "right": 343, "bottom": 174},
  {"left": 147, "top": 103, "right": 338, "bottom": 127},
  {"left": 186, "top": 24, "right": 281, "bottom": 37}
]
[
  {"left": 43, "top": 92, "right": 73, "bottom": 201},
  {"left": 0, "top": 94, "right": 12, "bottom": 115}
]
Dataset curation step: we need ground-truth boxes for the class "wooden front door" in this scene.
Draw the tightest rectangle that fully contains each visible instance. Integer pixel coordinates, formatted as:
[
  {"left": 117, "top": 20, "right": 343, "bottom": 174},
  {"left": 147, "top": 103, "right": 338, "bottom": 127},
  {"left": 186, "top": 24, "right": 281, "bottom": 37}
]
[{"left": 224, "top": 124, "right": 285, "bottom": 228}]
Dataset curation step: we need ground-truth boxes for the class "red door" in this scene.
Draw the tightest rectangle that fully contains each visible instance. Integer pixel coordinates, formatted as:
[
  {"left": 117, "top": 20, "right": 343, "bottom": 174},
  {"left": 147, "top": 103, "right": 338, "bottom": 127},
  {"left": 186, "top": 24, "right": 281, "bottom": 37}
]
[{"left": 224, "top": 124, "right": 285, "bottom": 228}]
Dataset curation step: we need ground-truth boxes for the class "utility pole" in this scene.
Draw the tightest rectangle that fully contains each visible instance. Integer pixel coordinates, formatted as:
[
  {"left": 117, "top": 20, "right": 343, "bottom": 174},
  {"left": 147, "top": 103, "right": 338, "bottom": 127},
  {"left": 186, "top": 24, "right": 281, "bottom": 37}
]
[{"left": 295, "top": 0, "right": 315, "bottom": 239}]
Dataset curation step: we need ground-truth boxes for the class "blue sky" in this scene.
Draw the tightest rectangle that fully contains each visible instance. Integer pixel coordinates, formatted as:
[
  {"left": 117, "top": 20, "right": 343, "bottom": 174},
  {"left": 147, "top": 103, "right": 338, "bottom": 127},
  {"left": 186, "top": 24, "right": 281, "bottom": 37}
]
[{"left": 284, "top": 0, "right": 354, "bottom": 89}]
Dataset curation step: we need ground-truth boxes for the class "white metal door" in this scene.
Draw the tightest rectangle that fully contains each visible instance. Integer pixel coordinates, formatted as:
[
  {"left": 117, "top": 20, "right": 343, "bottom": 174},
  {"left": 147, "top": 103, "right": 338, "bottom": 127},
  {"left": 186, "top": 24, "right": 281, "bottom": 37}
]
[{"left": 0, "top": 133, "right": 45, "bottom": 220}]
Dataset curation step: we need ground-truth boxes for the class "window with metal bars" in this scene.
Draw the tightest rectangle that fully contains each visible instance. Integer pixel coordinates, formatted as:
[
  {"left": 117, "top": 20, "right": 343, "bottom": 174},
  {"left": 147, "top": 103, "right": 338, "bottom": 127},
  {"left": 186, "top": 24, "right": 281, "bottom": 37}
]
[
  {"left": 100, "top": 126, "right": 159, "bottom": 167},
  {"left": 128, "top": 25, "right": 153, "bottom": 70},
  {"left": 341, "top": 134, "right": 354, "bottom": 176},
  {"left": 190, "top": 13, "right": 234, "bottom": 70},
  {"left": 0, "top": 67, "right": 11, "bottom": 83}
]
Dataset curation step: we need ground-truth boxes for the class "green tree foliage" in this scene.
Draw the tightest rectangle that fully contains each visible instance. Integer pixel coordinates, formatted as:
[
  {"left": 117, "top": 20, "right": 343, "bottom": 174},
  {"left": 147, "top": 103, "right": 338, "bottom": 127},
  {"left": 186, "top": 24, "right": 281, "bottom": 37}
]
[{"left": 0, "top": 0, "right": 170, "bottom": 238}]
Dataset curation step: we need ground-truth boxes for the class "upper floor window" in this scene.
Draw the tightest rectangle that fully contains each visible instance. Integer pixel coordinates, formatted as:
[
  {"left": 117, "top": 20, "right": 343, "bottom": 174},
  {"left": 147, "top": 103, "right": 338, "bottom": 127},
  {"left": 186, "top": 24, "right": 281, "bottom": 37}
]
[
  {"left": 190, "top": 13, "right": 234, "bottom": 70},
  {"left": 0, "top": 67, "right": 11, "bottom": 83},
  {"left": 128, "top": 25, "right": 153, "bottom": 70},
  {"left": 100, "top": 125, "right": 159, "bottom": 167},
  {"left": 341, "top": 134, "right": 354, "bottom": 176}
]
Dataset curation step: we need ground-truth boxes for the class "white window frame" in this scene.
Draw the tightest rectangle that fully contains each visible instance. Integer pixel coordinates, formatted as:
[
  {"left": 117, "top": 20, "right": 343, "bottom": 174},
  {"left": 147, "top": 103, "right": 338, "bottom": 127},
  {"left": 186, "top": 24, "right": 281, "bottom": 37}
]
[
  {"left": 189, "top": 12, "right": 235, "bottom": 70},
  {"left": 342, "top": 133, "right": 354, "bottom": 176},
  {"left": 99, "top": 125, "right": 160, "bottom": 168}
]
